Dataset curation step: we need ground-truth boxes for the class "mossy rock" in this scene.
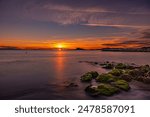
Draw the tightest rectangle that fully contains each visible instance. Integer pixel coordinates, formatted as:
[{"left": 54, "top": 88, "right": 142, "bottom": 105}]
[
  {"left": 88, "top": 71, "right": 99, "bottom": 79},
  {"left": 113, "top": 80, "right": 130, "bottom": 91},
  {"left": 97, "top": 84, "right": 119, "bottom": 96},
  {"left": 96, "top": 73, "right": 116, "bottom": 83},
  {"left": 85, "top": 84, "right": 119, "bottom": 96},
  {"left": 109, "top": 69, "right": 123, "bottom": 76},
  {"left": 80, "top": 73, "right": 93, "bottom": 82},
  {"left": 115, "top": 63, "right": 127, "bottom": 69}
]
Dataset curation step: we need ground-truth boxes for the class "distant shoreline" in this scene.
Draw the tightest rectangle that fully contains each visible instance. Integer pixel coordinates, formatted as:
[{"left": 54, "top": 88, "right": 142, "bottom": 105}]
[{"left": 0, "top": 47, "right": 150, "bottom": 52}]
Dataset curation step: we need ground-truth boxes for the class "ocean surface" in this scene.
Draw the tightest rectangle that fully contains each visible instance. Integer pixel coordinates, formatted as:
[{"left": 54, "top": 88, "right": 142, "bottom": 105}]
[{"left": 0, "top": 50, "right": 150, "bottom": 100}]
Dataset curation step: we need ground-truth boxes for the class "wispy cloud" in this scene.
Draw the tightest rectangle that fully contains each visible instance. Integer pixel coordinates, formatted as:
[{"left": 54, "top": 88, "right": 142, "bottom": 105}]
[{"left": 82, "top": 23, "right": 150, "bottom": 29}]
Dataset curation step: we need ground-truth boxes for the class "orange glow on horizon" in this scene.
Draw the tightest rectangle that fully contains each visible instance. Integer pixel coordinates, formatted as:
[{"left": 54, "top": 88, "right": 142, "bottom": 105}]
[{"left": 0, "top": 37, "right": 143, "bottom": 50}]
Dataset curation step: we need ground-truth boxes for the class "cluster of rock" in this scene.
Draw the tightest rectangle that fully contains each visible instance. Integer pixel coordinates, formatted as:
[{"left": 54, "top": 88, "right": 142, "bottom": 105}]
[{"left": 80, "top": 61, "right": 150, "bottom": 97}]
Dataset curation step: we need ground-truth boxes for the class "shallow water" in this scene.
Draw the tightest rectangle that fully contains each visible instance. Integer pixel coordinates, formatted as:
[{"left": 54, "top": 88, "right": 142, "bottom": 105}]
[{"left": 0, "top": 50, "right": 150, "bottom": 100}]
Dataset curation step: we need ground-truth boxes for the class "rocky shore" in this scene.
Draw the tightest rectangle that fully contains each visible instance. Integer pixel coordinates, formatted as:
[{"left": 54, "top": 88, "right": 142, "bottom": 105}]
[{"left": 79, "top": 61, "right": 150, "bottom": 97}]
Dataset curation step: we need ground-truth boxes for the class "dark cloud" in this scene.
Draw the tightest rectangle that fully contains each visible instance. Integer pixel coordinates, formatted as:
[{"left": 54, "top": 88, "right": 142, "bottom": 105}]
[
  {"left": 142, "top": 29, "right": 150, "bottom": 39},
  {"left": 103, "top": 40, "right": 150, "bottom": 47},
  {"left": 0, "top": 0, "right": 150, "bottom": 26}
]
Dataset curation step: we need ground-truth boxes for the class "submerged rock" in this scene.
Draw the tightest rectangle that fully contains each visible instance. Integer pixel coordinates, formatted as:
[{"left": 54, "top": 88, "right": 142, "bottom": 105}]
[{"left": 65, "top": 83, "right": 78, "bottom": 87}]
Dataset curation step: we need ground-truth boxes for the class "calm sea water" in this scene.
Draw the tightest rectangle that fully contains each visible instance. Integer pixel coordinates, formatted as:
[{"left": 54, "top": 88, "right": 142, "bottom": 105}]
[{"left": 0, "top": 50, "right": 150, "bottom": 100}]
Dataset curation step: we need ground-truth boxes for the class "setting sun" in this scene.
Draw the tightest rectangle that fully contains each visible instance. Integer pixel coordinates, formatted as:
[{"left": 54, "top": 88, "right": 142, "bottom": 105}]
[
  {"left": 57, "top": 44, "right": 63, "bottom": 49},
  {"left": 53, "top": 43, "right": 67, "bottom": 50}
]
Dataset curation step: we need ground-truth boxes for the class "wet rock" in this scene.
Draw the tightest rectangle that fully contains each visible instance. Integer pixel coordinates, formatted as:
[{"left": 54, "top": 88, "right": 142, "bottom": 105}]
[
  {"left": 129, "top": 69, "right": 141, "bottom": 77},
  {"left": 80, "top": 71, "right": 99, "bottom": 82},
  {"left": 85, "top": 85, "right": 100, "bottom": 96},
  {"left": 88, "top": 71, "right": 99, "bottom": 79},
  {"left": 115, "top": 63, "right": 127, "bottom": 69},
  {"left": 139, "top": 65, "right": 150, "bottom": 73},
  {"left": 96, "top": 73, "right": 117, "bottom": 83},
  {"left": 85, "top": 84, "right": 118, "bottom": 96},
  {"left": 112, "top": 80, "right": 130, "bottom": 91},
  {"left": 109, "top": 69, "right": 123, "bottom": 76},
  {"left": 80, "top": 72, "right": 93, "bottom": 82},
  {"left": 97, "top": 84, "right": 119, "bottom": 96},
  {"left": 101, "top": 63, "right": 114, "bottom": 69}
]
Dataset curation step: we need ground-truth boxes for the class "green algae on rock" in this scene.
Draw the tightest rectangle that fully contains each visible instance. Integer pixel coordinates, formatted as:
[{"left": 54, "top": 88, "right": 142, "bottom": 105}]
[
  {"left": 80, "top": 73, "right": 93, "bottom": 82},
  {"left": 115, "top": 63, "right": 128, "bottom": 69},
  {"left": 80, "top": 61, "right": 150, "bottom": 97},
  {"left": 112, "top": 80, "right": 130, "bottom": 91},
  {"left": 97, "top": 84, "right": 119, "bottom": 96},
  {"left": 96, "top": 73, "right": 117, "bottom": 83},
  {"left": 85, "top": 84, "right": 119, "bottom": 96},
  {"left": 80, "top": 71, "right": 99, "bottom": 82},
  {"left": 109, "top": 69, "right": 123, "bottom": 76},
  {"left": 88, "top": 71, "right": 99, "bottom": 79}
]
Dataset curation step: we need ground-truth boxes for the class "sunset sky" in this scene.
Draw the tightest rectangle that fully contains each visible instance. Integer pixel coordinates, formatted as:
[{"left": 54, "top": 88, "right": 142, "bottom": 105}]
[{"left": 0, "top": 0, "right": 150, "bottom": 49}]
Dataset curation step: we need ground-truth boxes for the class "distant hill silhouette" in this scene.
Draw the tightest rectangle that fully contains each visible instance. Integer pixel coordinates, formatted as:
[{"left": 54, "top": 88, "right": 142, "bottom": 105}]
[
  {"left": 75, "top": 48, "right": 85, "bottom": 50},
  {"left": 0, "top": 46, "right": 20, "bottom": 50},
  {"left": 101, "top": 47, "right": 150, "bottom": 52}
]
